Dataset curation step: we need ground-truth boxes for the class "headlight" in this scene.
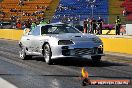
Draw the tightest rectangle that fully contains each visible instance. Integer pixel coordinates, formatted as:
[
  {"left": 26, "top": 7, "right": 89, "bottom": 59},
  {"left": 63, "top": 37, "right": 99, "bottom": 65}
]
[
  {"left": 58, "top": 40, "right": 74, "bottom": 45},
  {"left": 92, "top": 37, "right": 102, "bottom": 43}
]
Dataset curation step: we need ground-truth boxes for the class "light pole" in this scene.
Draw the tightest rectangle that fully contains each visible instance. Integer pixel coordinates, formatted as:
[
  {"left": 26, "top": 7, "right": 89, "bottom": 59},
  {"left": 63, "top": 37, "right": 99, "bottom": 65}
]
[
  {"left": 87, "top": 0, "right": 96, "bottom": 18},
  {"left": 91, "top": 4, "right": 94, "bottom": 18}
]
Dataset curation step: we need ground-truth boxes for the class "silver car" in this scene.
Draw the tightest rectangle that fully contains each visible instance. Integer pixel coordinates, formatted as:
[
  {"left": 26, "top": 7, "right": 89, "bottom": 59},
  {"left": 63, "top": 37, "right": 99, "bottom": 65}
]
[{"left": 19, "top": 22, "right": 104, "bottom": 64}]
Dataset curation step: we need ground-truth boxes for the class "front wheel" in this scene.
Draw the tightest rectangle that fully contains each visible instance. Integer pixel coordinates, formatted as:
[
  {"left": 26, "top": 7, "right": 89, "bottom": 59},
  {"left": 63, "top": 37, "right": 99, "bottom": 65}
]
[
  {"left": 19, "top": 47, "right": 32, "bottom": 60},
  {"left": 91, "top": 56, "right": 101, "bottom": 63},
  {"left": 43, "top": 44, "right": 52, "bottom": 65}
]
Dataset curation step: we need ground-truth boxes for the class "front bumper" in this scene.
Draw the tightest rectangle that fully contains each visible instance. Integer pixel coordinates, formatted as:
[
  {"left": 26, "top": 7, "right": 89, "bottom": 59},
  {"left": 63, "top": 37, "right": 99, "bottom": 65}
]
[{"left": 51, "top": 44, "right": 104, "bottom": 59}]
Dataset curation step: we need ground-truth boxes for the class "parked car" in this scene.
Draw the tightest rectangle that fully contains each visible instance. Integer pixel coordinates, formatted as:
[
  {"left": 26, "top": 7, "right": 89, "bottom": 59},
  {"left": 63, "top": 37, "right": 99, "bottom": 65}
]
[
  {"left": 102, "top": 24, "right": 115, "bottom": 30},
  {"left": 19, "top": 22, "right": 104, "bottom": 64}
]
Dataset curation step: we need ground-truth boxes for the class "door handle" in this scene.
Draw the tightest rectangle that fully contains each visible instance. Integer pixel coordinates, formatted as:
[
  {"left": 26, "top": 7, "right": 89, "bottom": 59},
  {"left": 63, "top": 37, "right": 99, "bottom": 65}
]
[{"left": 27, "top": 39, "right": 30, "bottom": 40}]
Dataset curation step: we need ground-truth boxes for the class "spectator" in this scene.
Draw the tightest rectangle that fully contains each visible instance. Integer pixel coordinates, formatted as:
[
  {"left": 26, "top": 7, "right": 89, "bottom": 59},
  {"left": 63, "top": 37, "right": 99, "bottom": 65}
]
[
  {"left": 83, "top": 18, "right": 88, "bottom": 33},
  {"left": 10, "top": 8, "right": 17, "bottom": 12},
  {"left": 48, "top": 20, "right": 51, "bottom": 24},
  {"left": 31, "top": 22, "right": 37, "bottom": 29},
  {"left": 89, "top": 18, "right": 93, "bottom": 33},
  {"left": 87, "top": 18, "right": 90, "bottom": 33},
  {"left": 10, "top": 15, "right": 17, "bottom": 28},
  {"left": 97, "top": 16, "right": 103, "bottom": 35},
  {"left": 21, "top": 21, "right": 26, "bottom": 29},
  {"left": 25, "top": 19, "right": 31, "bottom": 28},
  {"left": 31, "top": 12, "right": 36, "bottom": 16},
  {"left": 122, "top": 8, "right": 128, "bottom": 16},
  {"left": 36, "top": 5, "right": 40, "bottom": 9},
  {"left": 46, "top": 6, "right": 50, "bottom": 10},
  {"left": 40, "top": 18, "right": 47, "bottom": 24},
  {"left": 1, "top": 11, "right": 5, "bottom": 18},
  {"left": 0, "top": 20, "right": 3, "bottom": 29},
  {"left": 16, "top": 20, "right": 22, "bottom": 29},
  {"left": 115, "top": 16, "right": 121, "bottom": 35},
  {"left": 18, "top": 0, "right": 24, "bottom": 6},
  {"left": 22, "top": 11, "right": 26, "bottom": 16},
  {"left": 120, "top": 25, "right": 126, "bottom": 35},
  {"left": 92, "top": 18, "right": 97, "bottom": 34}
]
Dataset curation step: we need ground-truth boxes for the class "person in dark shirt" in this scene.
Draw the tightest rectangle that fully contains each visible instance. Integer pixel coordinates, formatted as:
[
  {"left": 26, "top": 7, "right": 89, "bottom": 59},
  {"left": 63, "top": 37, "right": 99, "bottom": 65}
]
[
  {"left": 83, "top": 18, "right": 88, "bottom": 33},
  {"left": 16, "top": 20, "right": 22, "bottom": 29},
  {"left": 89, "top": 18, "right": 93, "bottom": 33},
  {"left": 25, "top": 19, "right": 31, "bottom": 28},
  {"left": 97, "top": 17, "right": 103, "bottom": 35},
  {"left": 92, "top": 18, "right": 97, "bottom": 34},
  {"left": 115, "top": 16, "right": 121, "bottom": 35}
]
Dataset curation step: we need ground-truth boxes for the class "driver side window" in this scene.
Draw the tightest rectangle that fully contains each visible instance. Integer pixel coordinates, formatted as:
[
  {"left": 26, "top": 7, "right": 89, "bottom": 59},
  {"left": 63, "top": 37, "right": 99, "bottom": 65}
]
[
  {"left": 31, "top": 26, "right": 40, "bottom": 36},
  {"left": 41, "top": 25, "right": 52, "bottom": 34}
]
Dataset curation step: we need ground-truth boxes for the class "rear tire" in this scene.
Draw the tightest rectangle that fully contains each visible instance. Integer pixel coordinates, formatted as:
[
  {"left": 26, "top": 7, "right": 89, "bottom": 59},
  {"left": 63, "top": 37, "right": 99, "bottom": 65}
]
[
  {"left": 91, "top": 56, "right": 101, "bottom": 63},
  {"left": 43, "top": 44, "right": 52, "bottom": 65},
  {"left": 19, "top": 47, "right": 32, "bottom": 60}
]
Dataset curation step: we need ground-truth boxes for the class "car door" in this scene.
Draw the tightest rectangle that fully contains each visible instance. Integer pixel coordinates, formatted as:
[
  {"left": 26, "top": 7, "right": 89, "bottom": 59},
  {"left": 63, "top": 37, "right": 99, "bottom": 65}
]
[
  {"left": 29, "top": 26, "right": 41, "bottom": 53},
  {"left": 21, "top": 31, "right": 33, "bottom": 53}
]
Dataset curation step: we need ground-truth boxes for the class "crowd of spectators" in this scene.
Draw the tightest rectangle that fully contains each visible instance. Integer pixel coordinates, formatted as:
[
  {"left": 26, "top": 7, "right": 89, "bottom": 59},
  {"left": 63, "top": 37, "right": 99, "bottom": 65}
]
[
  {"left": 52, "top": 15, "right": 105, "bottom": 35},
  {"left": 0, "top": 0, "right": 51, "bottom": 25},
  {"left": 0, "top": 0, "right": 52, "bottom": 29},
  {"left": 9, "top": 7, "right": 45, "bottom": 16},
  {"left": 11, "top": 17, "right": 49, "bottom": 30},
  {"left": 121, "top": 0, "right": 132, "bottom": 16},
  {"left": 57, "top": 4, "right": 77, "bottom": 12},
  {"left": 83, "top": 16, "right": 104, "bottom": 35},
  {"left": 53, "top": 15, "right": 80, "bottom": 24},
  {"left": 122, "top": 8, "right": 132, "bottom": 16},
  {"left": 0, "top": 10, "right": 5, "bottom": 18}
]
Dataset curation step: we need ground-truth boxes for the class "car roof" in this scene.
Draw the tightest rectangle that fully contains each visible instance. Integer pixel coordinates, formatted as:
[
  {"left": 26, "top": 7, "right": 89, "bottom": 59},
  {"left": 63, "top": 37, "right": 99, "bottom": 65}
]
[{"left": 38, "top": 22, "right": 65, "bottom": 27}]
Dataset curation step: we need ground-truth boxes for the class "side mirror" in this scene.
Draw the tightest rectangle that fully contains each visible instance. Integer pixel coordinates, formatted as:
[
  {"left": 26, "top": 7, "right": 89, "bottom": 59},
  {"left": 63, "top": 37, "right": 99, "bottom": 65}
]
[
  {"left": 28, "top": 32, "right": 32, "bottom": 35},
  {"left": 23, "top": 28, "right": 31, "bottom": 35}
]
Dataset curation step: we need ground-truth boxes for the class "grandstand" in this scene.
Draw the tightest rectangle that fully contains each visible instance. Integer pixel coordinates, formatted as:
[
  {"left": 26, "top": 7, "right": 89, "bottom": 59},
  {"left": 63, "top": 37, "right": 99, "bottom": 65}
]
[
  {"left": 52, "top": 0, "right": 109, "bottom": 24},
  {"left": 121, "top": 0, "right": 132, "bottom": 21},
  {"left": 44, "top": 0, "right": 60, "bottom": 21},
  {"left": 109, "top": 0, "right": 124, "bottom": 24},
  {"left": 109, "top": 0, "right": 132, "bottom": 24},
  {"left": 0, "top": 0, "right": 132, "bottom": 27},
  {"left": 0, "top": 0, "right": 53, "bottom": 22}
]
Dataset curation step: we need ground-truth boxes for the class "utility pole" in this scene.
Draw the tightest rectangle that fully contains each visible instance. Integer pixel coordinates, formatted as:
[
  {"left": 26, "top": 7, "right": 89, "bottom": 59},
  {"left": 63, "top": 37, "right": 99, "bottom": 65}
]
[{"left": 87, "top": 0, "right": 96, "bottom": 18}]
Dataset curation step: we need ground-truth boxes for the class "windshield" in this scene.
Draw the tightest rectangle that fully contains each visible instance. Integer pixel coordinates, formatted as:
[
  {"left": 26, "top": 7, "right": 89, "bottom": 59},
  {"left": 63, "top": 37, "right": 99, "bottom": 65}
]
[{"left": 41, "top": 24, "right": 81, "bottom": 34}]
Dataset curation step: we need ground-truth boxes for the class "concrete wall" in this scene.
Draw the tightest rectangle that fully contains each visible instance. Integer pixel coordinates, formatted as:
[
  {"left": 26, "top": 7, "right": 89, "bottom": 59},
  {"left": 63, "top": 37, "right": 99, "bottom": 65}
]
[
  {"left": 0, "top": 29, "right": 132, "bottom": 54},
  {"left": 101, "top": 37, "right": 132, "bottom": 54},
  {"left": 0, "top": 29, "right": 23, "bottom": 40},
  {"left": 102, "top": 30, "right": 115, "bottom": 35},
  {"left": 126, "top": 24, "right": 132, "bottom": 35}
]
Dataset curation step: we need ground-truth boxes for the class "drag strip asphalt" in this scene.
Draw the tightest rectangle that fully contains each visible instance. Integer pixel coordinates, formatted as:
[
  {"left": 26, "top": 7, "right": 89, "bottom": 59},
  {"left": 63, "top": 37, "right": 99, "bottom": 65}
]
[{"left": 0, "top": 39, "right": 132, "bottom": 88}]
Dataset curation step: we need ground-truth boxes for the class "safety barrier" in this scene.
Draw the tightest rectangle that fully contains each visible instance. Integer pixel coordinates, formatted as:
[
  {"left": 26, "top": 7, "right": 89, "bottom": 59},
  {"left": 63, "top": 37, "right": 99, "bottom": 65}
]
[
  {"left": 100, "top": 37, "right": 132, "bottom": 54},
  {"left": 102, "top": 30, "right": 115, "bottom": 35},
  {"left": 0, "top": 29, "right": 132, "bottom": 54},
  {"left": 0, "top": 29, "right": 23, "bottom": 40}
]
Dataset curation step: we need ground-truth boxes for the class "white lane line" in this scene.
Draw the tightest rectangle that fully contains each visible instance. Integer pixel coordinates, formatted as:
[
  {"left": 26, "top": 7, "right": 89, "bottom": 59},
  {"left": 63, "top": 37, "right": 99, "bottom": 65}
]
[{"left": 0, "top": 77, "right": 18, "bottom": 88}]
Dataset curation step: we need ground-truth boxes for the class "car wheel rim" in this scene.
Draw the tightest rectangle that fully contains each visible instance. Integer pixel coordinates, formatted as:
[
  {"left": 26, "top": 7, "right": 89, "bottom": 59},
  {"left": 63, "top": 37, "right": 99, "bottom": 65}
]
[
  {"left": 19, "top": 48, "right": 24, "bottom": 58},
  {"left": 44, "top": 47, "right": 50, "bottom": 62}
]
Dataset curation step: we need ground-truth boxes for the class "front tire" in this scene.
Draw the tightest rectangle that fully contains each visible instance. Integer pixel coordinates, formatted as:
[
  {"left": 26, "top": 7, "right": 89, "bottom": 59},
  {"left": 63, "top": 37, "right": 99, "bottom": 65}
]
[
  {"left": 91, "top": 56, "right": 101, "bottom": 63},
  {"left": 43, "top": 44, "right": 52, "bottom": 65},
  {"left": 19, "top": 47, "right": 32, "bottom": 60}
]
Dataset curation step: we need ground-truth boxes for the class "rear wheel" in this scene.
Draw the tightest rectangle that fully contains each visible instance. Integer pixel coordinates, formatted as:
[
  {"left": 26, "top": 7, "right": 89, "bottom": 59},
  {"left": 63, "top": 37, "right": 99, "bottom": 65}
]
[
  {"left": 91, "top": 56, "right": 101, "bottom": 63},
  {"left": 19, "top": 47, "right": 32, "bottom": 60},
  {"left": 43, "top": 44, "right": 52, "bottom": 65}
]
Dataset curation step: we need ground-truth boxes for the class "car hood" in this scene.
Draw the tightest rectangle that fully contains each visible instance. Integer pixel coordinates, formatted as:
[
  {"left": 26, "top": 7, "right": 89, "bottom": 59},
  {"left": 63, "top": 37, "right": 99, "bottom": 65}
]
[{"left": 47, "top": 33, "right": 97, "bottom": 41}]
